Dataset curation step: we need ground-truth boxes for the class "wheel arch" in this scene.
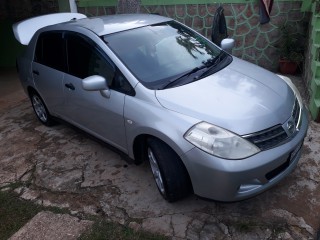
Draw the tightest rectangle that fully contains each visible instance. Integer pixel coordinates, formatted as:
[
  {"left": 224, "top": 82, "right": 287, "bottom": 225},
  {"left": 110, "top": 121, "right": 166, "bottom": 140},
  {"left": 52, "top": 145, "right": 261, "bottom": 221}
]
[
  {"left": 27, "top": 86, "right": 37, "bottom": 96},
  {"left": 131, "top": 130, "right": 190, "bottom": 164},
  {"left": 144, "top": 136, "right": 194, "bottom": 200},
  {"left": 131, "top": 132, "right": 194, "bottom": 193},
  {"left": 27, "top": 86, "right": 50, "bottom": 113},
  {"left": 27, "top": 86, "right": 56, "bottom": 126}
]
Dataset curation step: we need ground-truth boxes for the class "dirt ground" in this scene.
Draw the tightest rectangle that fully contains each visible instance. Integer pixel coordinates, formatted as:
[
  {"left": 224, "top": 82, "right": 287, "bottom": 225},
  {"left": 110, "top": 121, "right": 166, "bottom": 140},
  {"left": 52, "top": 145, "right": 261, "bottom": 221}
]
[{"left": 0, "top": 69, "right": 319, "bottom": 239}]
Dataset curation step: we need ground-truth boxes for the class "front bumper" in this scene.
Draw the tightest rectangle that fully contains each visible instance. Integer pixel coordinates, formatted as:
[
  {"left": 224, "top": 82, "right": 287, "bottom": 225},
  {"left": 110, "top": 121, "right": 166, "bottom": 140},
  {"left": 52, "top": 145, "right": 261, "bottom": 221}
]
[{"left": 182, "top": 107, "right": 309, "bottom": 202}]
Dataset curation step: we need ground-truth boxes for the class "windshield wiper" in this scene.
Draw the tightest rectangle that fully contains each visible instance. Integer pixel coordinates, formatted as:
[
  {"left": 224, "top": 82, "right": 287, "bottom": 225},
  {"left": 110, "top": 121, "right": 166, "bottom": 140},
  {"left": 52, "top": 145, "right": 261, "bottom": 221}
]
[
  {"left": 161, "top": 65, "right": 207, "bottom": 89},
  {"left": 199, "top": 52, "right": 226, "bottom": 78},
  {"left": 160, "top": 52, "right": 227, "bottom": 90}
]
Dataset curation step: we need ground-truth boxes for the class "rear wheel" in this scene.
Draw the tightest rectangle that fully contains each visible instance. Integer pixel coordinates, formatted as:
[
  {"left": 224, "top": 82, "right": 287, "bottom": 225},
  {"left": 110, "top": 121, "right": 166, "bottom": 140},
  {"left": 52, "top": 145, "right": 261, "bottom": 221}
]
[
  {"left": 30, "top": 92, "right": 55, "bottom": 126},
  {"left": 147, "top": 138, "right": 192, "bottom": 202}
]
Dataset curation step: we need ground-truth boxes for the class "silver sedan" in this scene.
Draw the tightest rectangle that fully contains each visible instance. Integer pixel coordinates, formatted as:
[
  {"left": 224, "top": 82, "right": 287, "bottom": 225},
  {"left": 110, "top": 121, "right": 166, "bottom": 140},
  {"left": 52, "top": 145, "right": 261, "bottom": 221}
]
[{"left": 14, "top": 13, "right": 308, "bottom": 202}]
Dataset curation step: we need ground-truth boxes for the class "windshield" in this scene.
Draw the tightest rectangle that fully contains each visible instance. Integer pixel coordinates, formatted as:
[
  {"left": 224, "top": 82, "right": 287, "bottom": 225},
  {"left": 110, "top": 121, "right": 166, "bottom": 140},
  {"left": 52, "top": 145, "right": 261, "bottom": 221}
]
[{"left": 104, "top": 21, "right": 230, "bottom": 89}]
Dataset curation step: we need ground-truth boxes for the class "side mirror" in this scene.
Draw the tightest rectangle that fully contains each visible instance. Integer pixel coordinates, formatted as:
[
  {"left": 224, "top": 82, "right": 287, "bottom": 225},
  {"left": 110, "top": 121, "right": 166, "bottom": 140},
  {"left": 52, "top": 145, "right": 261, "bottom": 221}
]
[
  {"left": 221, "top": 38, "right": 235, "bottom": 54},
  {"left": 82, "top": 75, "right": 111, "bottom": 98}
]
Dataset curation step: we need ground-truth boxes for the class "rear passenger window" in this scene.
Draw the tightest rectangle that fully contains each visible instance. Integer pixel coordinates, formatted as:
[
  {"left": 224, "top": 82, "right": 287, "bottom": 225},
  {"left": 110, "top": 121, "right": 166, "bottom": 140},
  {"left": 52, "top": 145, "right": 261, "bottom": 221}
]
[{"left": 34, "top": 32, "right": 65, "bottom": 71}]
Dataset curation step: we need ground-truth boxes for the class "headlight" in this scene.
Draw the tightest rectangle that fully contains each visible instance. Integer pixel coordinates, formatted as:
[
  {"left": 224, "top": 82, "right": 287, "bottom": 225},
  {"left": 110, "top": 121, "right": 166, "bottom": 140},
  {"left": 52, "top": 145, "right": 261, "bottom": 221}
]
[
  {"left": 277, "top": 74, "right": 303, "bottom": 127},
  {"left": 184, "top": 122, "right": 260, "bottom": 159},
  {"left": 277, "top": 75, "right": 303, "bottom": 107}
]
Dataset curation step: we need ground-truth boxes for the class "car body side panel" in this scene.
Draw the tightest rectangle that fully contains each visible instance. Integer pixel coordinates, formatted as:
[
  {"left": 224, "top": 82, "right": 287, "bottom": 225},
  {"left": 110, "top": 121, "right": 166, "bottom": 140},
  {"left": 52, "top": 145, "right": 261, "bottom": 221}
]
[
  {"left": 32, "top": 62, "right": 65, "bottom": 115},
  {"left": 16, "top": 33, "right": 38, "bottom": 95},
  {"left": 62, "top": 73, "right": 127, "bottom": 152},
  {"left": 124, "top": 84, "right": 198, "bottom": 159},
  {"left": 17, "top": 56, "right": 33, "bottom": 94}
]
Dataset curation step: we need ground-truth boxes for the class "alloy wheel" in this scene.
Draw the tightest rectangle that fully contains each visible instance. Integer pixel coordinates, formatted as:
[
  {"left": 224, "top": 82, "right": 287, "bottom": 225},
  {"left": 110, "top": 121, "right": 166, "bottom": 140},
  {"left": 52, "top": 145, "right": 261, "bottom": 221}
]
[
  {"left": 32, "top": 95, "right": 47, "bottom": 122},
  {"left": 148, "top": 148, "right": 165, "bottom": 194}
]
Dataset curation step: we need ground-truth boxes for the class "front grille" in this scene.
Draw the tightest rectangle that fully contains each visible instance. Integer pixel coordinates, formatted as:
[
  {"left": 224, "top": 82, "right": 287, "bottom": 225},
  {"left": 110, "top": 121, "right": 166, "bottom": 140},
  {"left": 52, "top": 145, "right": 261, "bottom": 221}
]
[
  {"left": 243, "top": 125, "right": 288, "bottom": 151},
  {"left": 243, "top": 97, "right": 301, "bottom": 151}
]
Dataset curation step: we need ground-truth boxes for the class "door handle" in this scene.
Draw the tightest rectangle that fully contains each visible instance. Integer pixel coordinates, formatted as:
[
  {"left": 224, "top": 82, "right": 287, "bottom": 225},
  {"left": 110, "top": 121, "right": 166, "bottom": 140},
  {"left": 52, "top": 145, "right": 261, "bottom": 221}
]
[
  {"left": 65, "top": 83, "right": 75, "bottom": 90},
  {"left": 32, "top": 70, "right": 39, "bottom": 75}
]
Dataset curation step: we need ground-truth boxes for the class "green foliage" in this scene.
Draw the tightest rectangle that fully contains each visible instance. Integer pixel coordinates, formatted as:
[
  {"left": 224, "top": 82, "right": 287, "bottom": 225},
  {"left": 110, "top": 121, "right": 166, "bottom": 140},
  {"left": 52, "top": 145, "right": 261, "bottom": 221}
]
[{"left": 278, "top": 24, "right": 304, "bottom": 62}]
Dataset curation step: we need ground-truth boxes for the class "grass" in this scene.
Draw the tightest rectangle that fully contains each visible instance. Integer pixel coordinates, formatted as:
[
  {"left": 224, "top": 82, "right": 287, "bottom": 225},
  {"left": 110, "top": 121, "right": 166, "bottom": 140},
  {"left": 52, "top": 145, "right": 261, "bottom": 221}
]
[
  {"left": 0, "top": 187, "right": 168, "bottom": 240},
  {"left": 0, "top": 189, "right": 43, "bottom": 239}
]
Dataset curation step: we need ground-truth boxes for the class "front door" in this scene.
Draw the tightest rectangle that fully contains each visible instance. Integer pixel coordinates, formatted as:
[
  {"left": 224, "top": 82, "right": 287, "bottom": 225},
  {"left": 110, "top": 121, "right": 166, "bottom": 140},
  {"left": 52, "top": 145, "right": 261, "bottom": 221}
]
[{"left": 62, "top": 33, "right": 128, "bottom": 152}]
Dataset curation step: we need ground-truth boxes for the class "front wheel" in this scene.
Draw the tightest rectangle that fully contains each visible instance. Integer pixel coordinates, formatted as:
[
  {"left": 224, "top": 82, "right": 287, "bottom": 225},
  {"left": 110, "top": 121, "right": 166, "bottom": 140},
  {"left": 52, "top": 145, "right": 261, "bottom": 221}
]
[
  {"left": 30, "top": 92, "right": 55, "bottom": 126},
  {"left": 147, "top": 138, "right": 192, "bottom": 202}
]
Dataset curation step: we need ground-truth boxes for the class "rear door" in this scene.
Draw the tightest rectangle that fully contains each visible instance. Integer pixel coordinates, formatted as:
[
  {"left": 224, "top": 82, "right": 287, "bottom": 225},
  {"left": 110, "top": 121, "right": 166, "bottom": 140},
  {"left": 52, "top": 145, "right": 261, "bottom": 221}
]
[
  {"left": 32, "top": 31, "right": 65, "bottom": 115},
  {"left": 62, "top": 33, "right": 133, "bottom": 152}
]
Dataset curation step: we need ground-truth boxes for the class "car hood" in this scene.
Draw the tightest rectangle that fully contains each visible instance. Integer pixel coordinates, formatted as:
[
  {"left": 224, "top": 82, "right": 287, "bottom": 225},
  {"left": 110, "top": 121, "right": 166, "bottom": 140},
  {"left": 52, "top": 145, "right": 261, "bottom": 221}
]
[{"left": 155, "top": 57, "right": 295, "bottom": 135}]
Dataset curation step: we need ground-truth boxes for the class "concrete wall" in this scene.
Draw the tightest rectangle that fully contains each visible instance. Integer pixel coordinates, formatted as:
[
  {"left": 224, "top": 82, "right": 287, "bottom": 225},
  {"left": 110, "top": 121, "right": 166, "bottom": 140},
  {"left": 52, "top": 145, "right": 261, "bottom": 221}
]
[
  {"left": 78, "top": 0, "right": 309, "bottom": 72},
  {"left": 0, "top": 0, "right": 310, "bottom": 71}
]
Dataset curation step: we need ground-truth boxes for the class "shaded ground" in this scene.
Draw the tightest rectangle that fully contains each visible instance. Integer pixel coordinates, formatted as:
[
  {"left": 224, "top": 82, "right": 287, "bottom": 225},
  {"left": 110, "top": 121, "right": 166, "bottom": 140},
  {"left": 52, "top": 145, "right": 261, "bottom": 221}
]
[{"left": 0, "top": 69, "right": 319, "bottom": 239}]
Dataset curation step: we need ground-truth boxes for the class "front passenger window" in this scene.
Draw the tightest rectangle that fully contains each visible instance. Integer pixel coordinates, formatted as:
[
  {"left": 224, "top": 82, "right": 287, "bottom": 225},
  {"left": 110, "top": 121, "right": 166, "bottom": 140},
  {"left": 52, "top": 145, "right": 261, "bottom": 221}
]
[
  {"left": 67, "top": 34, "right": 114, "bottom": 86},
  {"left": 67, "top": 33, "right": 134, "bottom": 95}
]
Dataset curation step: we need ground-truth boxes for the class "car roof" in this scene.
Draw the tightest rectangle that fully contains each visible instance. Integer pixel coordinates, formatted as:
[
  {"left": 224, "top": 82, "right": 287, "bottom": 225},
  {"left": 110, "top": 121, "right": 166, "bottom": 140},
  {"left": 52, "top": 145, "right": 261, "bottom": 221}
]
[
  {"left": 13, "top": 13, "right": 172, "bottom": 45},
  {"left": 64, "top": 14, "right": 172, "bottom": 36}
]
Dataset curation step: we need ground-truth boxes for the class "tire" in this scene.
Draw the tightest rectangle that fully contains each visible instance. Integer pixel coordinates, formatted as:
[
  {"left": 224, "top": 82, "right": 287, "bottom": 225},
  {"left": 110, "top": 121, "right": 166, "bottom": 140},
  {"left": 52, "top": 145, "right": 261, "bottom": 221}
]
[
  {"left": 30, "top": 92, "right": 55, "bottom": 126},
  {"left": 147, "top": 138, "right": 192, "bottom": 202}
]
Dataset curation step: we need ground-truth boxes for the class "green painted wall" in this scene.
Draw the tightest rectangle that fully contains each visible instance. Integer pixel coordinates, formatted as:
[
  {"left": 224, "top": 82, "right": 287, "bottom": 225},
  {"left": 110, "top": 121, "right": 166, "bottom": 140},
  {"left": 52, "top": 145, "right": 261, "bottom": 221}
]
[
  {"left": 308, "top": 2, "right": 320, "bottom": 121},
  {"left": 58, "top": 0, "right": 71, "bottom": 12}
]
